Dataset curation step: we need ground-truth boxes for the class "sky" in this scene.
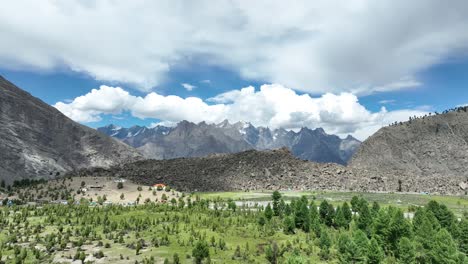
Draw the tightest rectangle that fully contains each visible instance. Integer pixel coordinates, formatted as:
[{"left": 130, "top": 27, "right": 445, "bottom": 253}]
[{"left": 1, "top": 1, "right": 468, "bottom": 140}]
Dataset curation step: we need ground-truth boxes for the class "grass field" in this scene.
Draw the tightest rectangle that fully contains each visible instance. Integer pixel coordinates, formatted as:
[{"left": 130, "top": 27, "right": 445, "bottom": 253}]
[
  {"left": 2, "top": 178, "right": 467, "bottom": 263},
  {"left": 198, "top": 190, "right": 468, "bottom": 216}
]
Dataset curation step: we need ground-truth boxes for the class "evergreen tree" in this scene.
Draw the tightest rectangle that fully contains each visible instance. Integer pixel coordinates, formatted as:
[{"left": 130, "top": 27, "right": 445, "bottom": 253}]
[
  {"left": 356, "top": 202, "right": 372, "bottom": 235},
  {"left": 265, "top": 242, "right": 280, "bottom": 264},
  {"left": 371, "top": 201, "right": 380, "bottom": 216},
  {"left": 283, "top": 216, "right": 295, "bottom": 234},
  {"left": 458, "top": 219, "right": 468, "bottom": 254},
  {"left": 272, "top": 191, "right": 282, "bottom": 216},
  {"left": 337, "top": 233, "right": 353, "bottom": 262},
  {"left": 367, "top": 238, "right": 384, "bottom": 264},
  {"left": 351, "top": 196, "right": 361, "bottom": 212},
  {"left": 337, "top": 232, "right": 364, "bottom": 263},
  {"left": 387, "top": 209, "right": 412, "bottom": 252},
  {"left": 342, "top": 202, "right": 352, "bottom": 225},
  {"left": 173, "top": 253, "right": 180, "bottom": 264},
  {"left": 398, "top": 237, "right": 415, "bottom": 264},
  {"left": 318, "top": 228, "right": 331, "bottom": 260},
  {"left": 310, "top": 200, "right": 318, "bottom": 221},
  {"left": 353, "top": 229, "right": 369, "bottom": 259},
  {"left": 319, "top": 200, "right": 335, "bottom": 226},
  {"left": 192, "top": 240, "right": 210, "bottom": 264},
  {"left": 264, "top": 203, "right": 273, "bottom": 220},
  {"left": 295, "top": 200, "right": 310, "bottom": 232},
  {"left": 414, "top": 212, "right": 437, "bottom": 262},
  {"left": 431, "top": 228, "right": 459, "bottom": 264},
  {"left": 373, "top": 208, "right": 390, "bottom": 250},
  {"left": 335, "top": 206, "right": 348, "bottom": 229}
]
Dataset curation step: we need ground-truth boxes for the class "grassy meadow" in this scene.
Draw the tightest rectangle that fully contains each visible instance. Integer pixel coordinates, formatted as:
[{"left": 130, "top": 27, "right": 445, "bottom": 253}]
[{"left": 0, "top": 178, "right": 467, "bottom": 263}]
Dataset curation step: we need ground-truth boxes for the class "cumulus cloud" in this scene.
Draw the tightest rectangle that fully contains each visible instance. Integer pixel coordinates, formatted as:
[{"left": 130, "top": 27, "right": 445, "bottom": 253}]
[
  {"left": 181, "top": 83, "right": 196, "bottom": 91},
  {"left": 54, "top": 84, "right": 427, "bottom": 140},
  {"left": 1, "top": 1, "right": 468, "bottom": 93},
  {"left": 54, "top": 85, "right": 134, "bottom": 122}
]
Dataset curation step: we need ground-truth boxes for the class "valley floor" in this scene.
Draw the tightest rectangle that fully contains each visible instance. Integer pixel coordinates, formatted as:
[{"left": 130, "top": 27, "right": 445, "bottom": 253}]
[{"left": 0, "top": 177, "right": 467, "bottom": 263}]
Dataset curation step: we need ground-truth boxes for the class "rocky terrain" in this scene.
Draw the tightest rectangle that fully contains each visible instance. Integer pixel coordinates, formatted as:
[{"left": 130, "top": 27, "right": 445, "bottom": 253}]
[
  {"left": 72, "top": 147, "right": 466, "bottom": 194},
  {"left": 98, "top": 120, "right": 361, "bottom": 164},
  {"left": 0, "top": 76, "right": 142, "bottom": 183},
  {"left": 350, "top": 108, "right": 468, "bottom": 194}
]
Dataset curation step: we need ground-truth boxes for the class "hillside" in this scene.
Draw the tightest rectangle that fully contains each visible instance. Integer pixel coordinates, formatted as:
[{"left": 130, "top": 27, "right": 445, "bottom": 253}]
[
  {"left": 72, "top": 148, "right": 360, "bottom": 192},
  {"left": 350, "top": 108, "right": 468, "bottom": 193},
  {"left": 0, "top": 76, "right": 142, "bottom": 182},
  {"left": 98, "top": 120, "right": 360, "bottom": 164}
]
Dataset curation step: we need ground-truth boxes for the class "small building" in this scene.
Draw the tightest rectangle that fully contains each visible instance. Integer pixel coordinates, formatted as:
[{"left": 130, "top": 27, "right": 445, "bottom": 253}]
[
  {"left": 113, "top": 178, "right": 126, "bottom": 183},
  {"left": 103, "top": 201, "right": 113, "bottom": 206},
  {"left": 152, "top": 183, "right": 166, "bottom": 190}
]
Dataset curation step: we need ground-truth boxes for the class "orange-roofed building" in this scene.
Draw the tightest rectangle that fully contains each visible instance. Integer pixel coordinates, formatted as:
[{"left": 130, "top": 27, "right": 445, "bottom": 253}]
[{"left": 152, "top": 183, "right": 166, "bottom": 190}]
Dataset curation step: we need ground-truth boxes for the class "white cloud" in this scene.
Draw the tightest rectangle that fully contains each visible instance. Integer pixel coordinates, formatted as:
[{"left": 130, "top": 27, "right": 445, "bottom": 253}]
[
  {"left": 378, "top": 99, "right": 396, "bottom": 104},
  {"left": 200, "top": 80, "right": 211, "bottom": 84},
  {"left": 1, "top": 1, "right": 468, "bottom": 93},
  {"left": 181, "top": 83, "right": 196, "bottom": 91},
  {"left": 54, "top": 85, "right": 135, "bottom": 122},
  {"left": 54, "top": 84, "right": 428, "bottom": 140}
]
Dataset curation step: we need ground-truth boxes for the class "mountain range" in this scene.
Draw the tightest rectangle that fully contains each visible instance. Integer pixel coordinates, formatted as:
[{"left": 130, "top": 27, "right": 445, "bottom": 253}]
[
  {"left": 97, "top": 121, "right": 361, "bottom": 164},
  {"left": 0, "top": 76, "right": 141, "bottom": 183},
  {"left": 1, "top": 75, "right": 467, "bottom": 194}
]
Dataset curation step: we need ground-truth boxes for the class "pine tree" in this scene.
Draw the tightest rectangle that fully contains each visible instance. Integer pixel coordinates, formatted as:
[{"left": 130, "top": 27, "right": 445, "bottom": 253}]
[
  {"left": 432, "top": 228, "right": 459, "bottom": 264},
  {"left": 335, "top": 206, "right": 348, "bottom": 229},
  {"left": 351, "top": 196, "right": 361, "bottom": 212},
  {"left": 398, "top": 237, "right": 415, "bottom": 264},
  {"left": 283, "top": 216, "right": 295, "bottom": 234},
  {"left": 264, "top": 203, "right": 273, "bottom": 220},
  {"left": 337, "top": 232, "right": 364, "bottom": 263},
  {"left": 414, "top": 212, "right": 437, "bottom": 262},
  {"left": 367, "top": 238, "right": 384, "bottom": 264},
  {"left": 342, "top": 202, "right": 352, "bottom": 225},
  {"left": 356, "top": 202, "right": 372, "bottom": 235},
  {"left": 192, "top": 240, "right": 210, "bottom": 264},
  {"left": 310, "top": 200, "right": 318, "bottom": 221},
  {"left": 373, "top": 208, "right": 390, "bottom": 250},
  {"left": 371, "top": 201, "right": 380, "bottom": 216},
  {"left": 353, "top": 229, "right": 369, "bottom": 259},
  {"left": 272, "top": 191, "right": 282, "bottom": 216},
  {"left": 337, "top": 232, "right": 352, "bottom": 262},
  {"left": 265, "top": 242, "right": 280, "bottom": 264},
  {"left": 318, "top": 228, "right": 331, "bottom": 260},
  {"left": 295, "top": 200, "right": 310, "bottom": 232},
  {"left": 319, "top": 200, "right": 335, "bottom": 226},
  {"left": 458, "top": 219, "right": 468, "bottom": 254},
  {"left": 173, "top": 253, "right": 180, "bottom": 264},
  {"left": 387, "top": 208, "right": 412, "bottom": 252}
]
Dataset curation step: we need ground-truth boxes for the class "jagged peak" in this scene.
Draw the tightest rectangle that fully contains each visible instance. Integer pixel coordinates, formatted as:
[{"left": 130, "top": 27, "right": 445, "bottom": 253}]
[
  {"left": 345, "top": 135, "right": 359, "bottom": 141},
  {"left": 217, "top": 119, "right": 231, "bottom": 127}
]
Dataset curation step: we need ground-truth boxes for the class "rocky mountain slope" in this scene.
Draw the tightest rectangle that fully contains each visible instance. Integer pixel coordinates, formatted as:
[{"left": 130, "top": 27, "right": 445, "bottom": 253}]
[
  {"left": 0, "top": 76, "right": 142, "bottom": 182},
  {"left": 72, "top": 148, "right": 359, "bottom": 192},
  {"left": 98, "top": 120, "right": 360, "bottom": 164},
  {"left": 73, "top": 146, "right": 466, "bottom": 194},
  {"left": 350, "top": 108, "right": 468, "bottom": 193}
]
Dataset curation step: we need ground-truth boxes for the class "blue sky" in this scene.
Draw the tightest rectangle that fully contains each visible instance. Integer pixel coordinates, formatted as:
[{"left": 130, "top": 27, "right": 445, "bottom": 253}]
[{"left": 1, "top": 1, "right": 468, "bottom": 139}]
